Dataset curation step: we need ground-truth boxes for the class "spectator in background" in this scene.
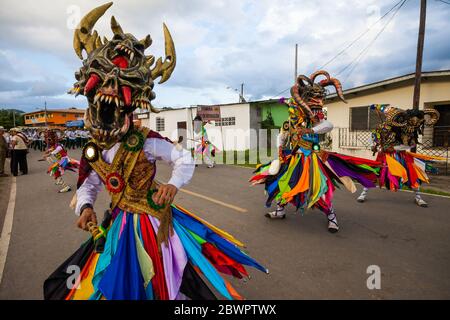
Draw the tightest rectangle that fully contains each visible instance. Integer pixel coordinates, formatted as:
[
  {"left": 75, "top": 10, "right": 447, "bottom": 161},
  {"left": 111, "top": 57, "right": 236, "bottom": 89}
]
[
  {"left": 10, "top": 128, "right": 29, "bottom": 176},
  {"left": 67, "top": 128, "right": 77, "bottom": 149},
  {"left": 0, "top": 126, "right": 8, "bottom": 177}
]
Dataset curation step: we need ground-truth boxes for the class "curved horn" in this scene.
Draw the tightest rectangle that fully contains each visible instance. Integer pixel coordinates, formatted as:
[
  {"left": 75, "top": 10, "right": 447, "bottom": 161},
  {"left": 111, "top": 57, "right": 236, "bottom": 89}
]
[
  {"left": 150, "top": 23, "right": 176, "bottom": 84},
  {"left": 320, "top": 77, "right": 347, "bottom": 103},
  {"left": 386, "top": 107, "right": 407, "bottom": 127},
  {"left": 423, "top": 108, "right": 440, "bottom": 126},
  {"left": 73, "top": 2, "right": 113, "bottom": 59},
  {"left": 310, "top": 70, "right": 330, "bottom": 83},
  {"left": 297, "top": 75, "right": 313, "bottom": 86},
  {"left": 139, "top": 35, "right": 153, "bottom": 50},
  {"left": 111, "top": 16, "right": 124, "bottom": 35},
  {"left": 290, "top": 84, "right": 313, "bottom": 118}
]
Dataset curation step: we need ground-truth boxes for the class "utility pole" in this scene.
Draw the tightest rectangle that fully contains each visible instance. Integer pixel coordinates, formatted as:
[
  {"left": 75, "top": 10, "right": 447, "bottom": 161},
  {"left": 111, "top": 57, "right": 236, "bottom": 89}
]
[
  {"left": 44, "top": 101, "right": 48, "bottom": 126},
  {"left": 294, "top": 43, "right": 298, "bottom": 81},
  {"left": 240, "top": 83, "right": 244, "bottom": 103},
  {"left": 12, "top": 110, "right": 16, "bottom": 127},
  {"left": 413, "top": 0, "right": 427, "bottom": 111}
]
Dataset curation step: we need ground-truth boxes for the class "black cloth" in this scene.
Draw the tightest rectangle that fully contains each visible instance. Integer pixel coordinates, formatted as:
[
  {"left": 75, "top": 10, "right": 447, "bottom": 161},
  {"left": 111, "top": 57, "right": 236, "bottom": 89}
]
[
  {"left": 11, "top": 149, "right": 28, "bottom": 176},
  {"left": 180, "top": 261, "right": 217, "bottom": 300},
  {"left": 43, "top": 239, "right": 94, "bottom": 300}
]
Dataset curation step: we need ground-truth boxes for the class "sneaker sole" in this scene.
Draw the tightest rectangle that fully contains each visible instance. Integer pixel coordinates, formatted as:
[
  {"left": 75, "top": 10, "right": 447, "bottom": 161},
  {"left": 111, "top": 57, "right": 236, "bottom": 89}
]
[{"left": 264, "top": 214, "right": 286, "bottom": 219}]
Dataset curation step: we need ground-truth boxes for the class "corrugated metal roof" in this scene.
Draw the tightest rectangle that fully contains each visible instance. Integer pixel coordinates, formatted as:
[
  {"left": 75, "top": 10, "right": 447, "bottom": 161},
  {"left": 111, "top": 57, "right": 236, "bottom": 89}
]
[
  {"left": 23, "top": 108, "right": 86, "bottom": 115},
  {"left": 326, "top": 70, "right": 450, "bottom": 100}
]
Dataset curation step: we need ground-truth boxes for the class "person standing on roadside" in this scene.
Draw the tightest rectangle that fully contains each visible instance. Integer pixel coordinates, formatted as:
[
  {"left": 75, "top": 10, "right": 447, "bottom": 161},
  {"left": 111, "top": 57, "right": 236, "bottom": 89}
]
[
  {"left": 10, "top": 128, "right": 29, "bottom": 176},
  {"left": 0, "top": 126, "right": 9, "bottom": 177}
]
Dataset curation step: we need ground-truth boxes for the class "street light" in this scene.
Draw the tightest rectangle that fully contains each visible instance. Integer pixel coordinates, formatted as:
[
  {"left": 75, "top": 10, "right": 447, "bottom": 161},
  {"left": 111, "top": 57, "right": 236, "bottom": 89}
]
[{"left": 226, "top": 83, "right": 246, "bottom": 103}]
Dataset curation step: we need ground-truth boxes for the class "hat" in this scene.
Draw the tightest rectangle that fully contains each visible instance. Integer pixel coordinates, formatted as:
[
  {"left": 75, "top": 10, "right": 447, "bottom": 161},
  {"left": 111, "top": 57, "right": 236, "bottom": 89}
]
[
  {"left": 10, "top": 127, "right": 22, "bottom": 132},
  {"left": 0, "top": 126, "right": 5, "bottom": 130}
]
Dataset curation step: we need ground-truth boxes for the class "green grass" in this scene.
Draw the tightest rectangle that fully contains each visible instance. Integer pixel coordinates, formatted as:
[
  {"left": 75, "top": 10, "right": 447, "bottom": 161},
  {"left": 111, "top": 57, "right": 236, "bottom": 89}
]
[
  {"left": 400, "top": 185, "right": 450, "bottom": 197},
  {"left": 219, "top": 149, "right": 275, "bottom": 168}
]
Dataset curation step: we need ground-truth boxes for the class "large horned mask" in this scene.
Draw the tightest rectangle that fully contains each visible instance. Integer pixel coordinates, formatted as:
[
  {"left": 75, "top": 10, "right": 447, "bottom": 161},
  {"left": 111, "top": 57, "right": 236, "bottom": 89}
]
[
  {"left": 290, "top": 70, "right": 346, "bottom": 123},
  {"left": 69, "top": 2, "right": 176, "bottom": 149}
]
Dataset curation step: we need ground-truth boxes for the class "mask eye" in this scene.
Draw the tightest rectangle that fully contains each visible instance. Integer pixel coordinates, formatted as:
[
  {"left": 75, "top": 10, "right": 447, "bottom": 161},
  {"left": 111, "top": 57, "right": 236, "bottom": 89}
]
[
  {"left": 134, "top": 43, "right": 144, "bottom": 52},
  {"left": 112, "top": 34, "right": 124, "bottom": 41}
]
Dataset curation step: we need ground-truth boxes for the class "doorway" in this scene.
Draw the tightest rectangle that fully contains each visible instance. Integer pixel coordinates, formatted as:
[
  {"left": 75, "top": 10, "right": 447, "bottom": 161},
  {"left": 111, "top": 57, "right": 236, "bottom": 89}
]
[{"left": 177, "top": 121, "right": 187, "bottom": 148}]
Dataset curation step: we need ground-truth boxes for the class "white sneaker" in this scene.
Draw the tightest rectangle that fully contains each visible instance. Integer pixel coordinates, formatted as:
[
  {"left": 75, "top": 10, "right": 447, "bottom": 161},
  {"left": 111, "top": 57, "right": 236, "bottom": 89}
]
[
  {"left": 415, "top": 197, "right": 428, "bottom": 207},
  {"left": 357, "top": 193, "right": 366, "bottom": 202},
  {"left": 328, "top": 218, "right": 339, "bottom": 233},
  {"left": 58, "top": 186, "right": 72, "bottom": 193},
  {"left": 265, "top": 208, "right": 286, "bottom": 219},
  {"left": 207, "top": 164, "right": 215, "bottom": 168}
]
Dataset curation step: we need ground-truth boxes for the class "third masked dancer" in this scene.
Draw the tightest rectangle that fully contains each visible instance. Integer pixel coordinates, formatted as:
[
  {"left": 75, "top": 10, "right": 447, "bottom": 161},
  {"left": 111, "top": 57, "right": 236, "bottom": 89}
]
[{"left": 357, "top": 104, "right": 442, "bottom": 207}]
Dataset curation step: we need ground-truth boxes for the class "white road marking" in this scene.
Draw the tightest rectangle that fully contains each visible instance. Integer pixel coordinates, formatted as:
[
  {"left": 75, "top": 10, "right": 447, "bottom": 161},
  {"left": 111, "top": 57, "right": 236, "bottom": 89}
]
[
  {"left": 179, "top": 188, "right": 248, "bottom": 213},
  {"left": 0, "top": 176, "right": 16, "bottom": 285}
]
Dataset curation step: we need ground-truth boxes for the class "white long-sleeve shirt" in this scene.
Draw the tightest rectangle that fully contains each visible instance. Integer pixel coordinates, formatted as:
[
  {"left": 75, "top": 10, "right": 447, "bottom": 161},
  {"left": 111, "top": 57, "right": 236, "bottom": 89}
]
[
  {"left": 277, "top": 119, "right": 334, "bottom": 148},
  {"left": 75, "top": 137, "right": 195, "bottom": 215}
]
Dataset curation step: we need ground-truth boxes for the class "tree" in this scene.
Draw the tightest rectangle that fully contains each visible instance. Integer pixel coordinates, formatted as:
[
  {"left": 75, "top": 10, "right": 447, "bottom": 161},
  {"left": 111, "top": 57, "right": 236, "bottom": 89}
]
[{"left": 0, "top": 109, "right": 25, "bottom": 129}]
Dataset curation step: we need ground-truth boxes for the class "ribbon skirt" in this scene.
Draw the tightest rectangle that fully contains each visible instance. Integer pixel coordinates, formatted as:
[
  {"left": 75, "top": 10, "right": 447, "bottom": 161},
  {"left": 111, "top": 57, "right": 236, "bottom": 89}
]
[
  {"left": 375, "top": 150, "right": 443, "bottom": 191},
  {"left": 250, "top": 150, "right": 380, "bottom": 213},
  {"left": 43, "top": 204, "right": 267, "bottom": 300}
]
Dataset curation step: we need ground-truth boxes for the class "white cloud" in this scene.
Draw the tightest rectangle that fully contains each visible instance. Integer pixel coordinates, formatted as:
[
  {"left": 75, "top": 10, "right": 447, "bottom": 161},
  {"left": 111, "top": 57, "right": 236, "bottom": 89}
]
[{"left": 0, "top": 0, "right": 449, "bottom": 111}]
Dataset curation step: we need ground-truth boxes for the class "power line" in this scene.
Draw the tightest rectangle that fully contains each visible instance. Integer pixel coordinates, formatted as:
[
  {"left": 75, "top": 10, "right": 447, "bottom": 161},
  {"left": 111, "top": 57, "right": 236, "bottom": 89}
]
[
  {"left": 339, "top": 0, "right": 408, "bottom": 82},
  {"left": 318, "top": 0, "right": 406, "bottom": 70},
  {"left": 435, "top": 0, "right": 450, "bottom": 5},
  {"left": 268, "top": 0, "right": 407, "bottom": 99},
  {"left": 268, "top": 87, "right": 291, "bottom": 101}
]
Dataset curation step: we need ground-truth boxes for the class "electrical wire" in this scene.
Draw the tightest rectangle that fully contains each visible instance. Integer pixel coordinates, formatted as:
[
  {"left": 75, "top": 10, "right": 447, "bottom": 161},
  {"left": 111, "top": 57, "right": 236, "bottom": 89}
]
[
  {"left": 339, "top": 0, "right": 408, "bottom": 82},
  {"left": 268, "top": 0, "right": 408, "bottom": 99},
  {"left": 318, "top": 0, "right": 406, "bottom": 70}
]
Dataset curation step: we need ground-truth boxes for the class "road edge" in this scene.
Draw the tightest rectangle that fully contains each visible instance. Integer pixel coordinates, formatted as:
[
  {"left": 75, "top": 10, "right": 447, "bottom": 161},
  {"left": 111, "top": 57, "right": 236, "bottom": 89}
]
[{"left": 0, "top": 176, "right": 16, "bottom": 285}]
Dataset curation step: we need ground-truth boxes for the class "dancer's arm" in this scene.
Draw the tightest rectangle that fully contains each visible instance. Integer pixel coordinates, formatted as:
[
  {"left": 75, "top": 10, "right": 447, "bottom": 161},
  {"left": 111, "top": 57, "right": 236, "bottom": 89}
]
[
  {"left": 312, "top": 119, "right": 334, "bottom": 134},
  {"left": 75, "top": 170, "right": 103, "bottom": 215},
  {"left": 75, "top": 170, "right": 103, "bottom": 229},
  {"left": 143, "top": 137, "right": 195, "bottom": 205}
]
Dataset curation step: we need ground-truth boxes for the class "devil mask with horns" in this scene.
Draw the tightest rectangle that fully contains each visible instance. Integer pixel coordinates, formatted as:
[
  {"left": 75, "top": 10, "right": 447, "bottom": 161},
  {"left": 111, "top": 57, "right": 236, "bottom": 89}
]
[
  {"left": 69, "top": 2, "right": 176, "bottom": 149},
  {"left": 289, "top": 70, "right": 346, "bottom": 124},
  {"left": 371, "top": 104, "right": 440, "bottom": 149}
]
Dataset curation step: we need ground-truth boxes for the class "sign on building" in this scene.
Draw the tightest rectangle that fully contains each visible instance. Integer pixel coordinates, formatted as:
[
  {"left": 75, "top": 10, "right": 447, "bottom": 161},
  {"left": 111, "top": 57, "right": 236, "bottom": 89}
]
[{"left": 197, "top": 106, "right": 221, "bottom": 122}]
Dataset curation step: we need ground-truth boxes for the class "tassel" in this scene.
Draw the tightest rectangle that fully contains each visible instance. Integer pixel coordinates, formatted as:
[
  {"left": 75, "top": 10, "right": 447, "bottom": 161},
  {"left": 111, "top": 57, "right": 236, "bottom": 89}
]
[
  {"left": 69, "top": 193, "right": 77, "bottom": 210},
  {"left": 156, "top": 205, "right": 173, "bottom": 250}
]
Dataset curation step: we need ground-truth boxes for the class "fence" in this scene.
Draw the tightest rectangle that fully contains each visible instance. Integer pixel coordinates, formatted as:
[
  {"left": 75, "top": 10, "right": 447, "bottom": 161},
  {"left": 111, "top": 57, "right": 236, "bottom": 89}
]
[
  {"left": 338, "top": 128, "right": 372, "bottom": 148},
  {"left": 338, "top": 127, "right": 450, "bottom": 175}
]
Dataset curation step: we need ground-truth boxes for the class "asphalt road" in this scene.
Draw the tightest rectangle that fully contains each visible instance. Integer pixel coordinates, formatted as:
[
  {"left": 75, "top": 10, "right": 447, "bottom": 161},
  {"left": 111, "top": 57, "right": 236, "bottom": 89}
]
[{"left": 0, "top": 149, "right": 449, "bottom": 299}]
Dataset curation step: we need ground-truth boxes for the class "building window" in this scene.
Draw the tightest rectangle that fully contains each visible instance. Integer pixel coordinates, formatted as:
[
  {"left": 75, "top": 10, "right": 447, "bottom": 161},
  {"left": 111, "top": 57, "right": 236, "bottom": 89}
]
[
  {"left": 61, "top": 113, "right": 67, "bottom": 117},
  {"left": 156, "top": 117, "right": 165, "bottom": 131},
  {"left": 215, "top": 117, "right": 236, "bottom": 126},
  {"left": 349, "top": 106, "right": 379, "bottom": 131}
]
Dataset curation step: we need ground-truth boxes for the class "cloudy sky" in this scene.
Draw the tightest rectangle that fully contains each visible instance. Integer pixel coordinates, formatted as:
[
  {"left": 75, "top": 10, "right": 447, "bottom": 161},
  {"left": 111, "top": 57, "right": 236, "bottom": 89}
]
[{"left": 0, "top": 0, "right": 449, "bottom": 112}]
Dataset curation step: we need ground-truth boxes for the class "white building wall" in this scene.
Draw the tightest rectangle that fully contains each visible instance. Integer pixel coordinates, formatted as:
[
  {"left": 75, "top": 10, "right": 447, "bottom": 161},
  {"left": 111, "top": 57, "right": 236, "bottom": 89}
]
[{"left": 139, "top": 103, "right": 252, "bottom": 151}]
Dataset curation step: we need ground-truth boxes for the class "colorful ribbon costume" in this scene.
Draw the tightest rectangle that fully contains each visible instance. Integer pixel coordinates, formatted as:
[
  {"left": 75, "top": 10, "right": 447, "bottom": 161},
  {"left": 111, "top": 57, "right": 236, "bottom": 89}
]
[
  {"left": 357, "top": 104, "right": 443, "bottom": 206},
  {"left": 193, "top": 116, "right": 218, "bottom": 168},
  {"left": 44, "top": 129, "right": 79, "bottom": 193},
  {"left": 250, "top": 71, "right": 381, "bottom": 232},
  {"left": 43, "top": 2, "right": 267, "bottom": 300}
]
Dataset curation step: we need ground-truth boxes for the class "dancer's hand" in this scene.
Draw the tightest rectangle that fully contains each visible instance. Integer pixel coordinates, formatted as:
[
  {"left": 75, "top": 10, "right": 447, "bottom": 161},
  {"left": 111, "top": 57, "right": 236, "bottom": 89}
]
[
  {"left": 296, "top": 127, "right": 313, "bottom": 135},
  {"left": 153, "top": 184, "right": 178, "bottom": 206},
  {"left": 77, "top": 207, "right": 98, "bottom": 231}
]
